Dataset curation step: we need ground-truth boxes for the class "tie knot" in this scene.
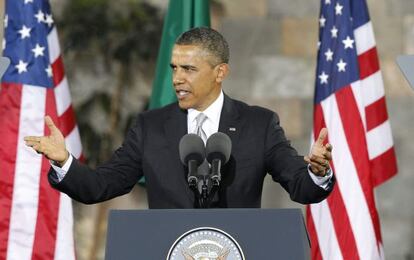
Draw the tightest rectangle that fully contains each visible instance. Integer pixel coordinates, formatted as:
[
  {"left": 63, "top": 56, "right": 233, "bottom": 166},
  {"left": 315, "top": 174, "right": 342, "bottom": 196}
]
[{"left": 196, "top": 113, "right": 208, "bottom": 127}]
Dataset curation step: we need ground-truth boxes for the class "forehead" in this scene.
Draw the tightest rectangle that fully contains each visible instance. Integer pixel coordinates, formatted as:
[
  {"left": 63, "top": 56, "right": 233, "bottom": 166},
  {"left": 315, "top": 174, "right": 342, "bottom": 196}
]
[{"left": 171, "top": 44, "right": 212, "bottom": 63}]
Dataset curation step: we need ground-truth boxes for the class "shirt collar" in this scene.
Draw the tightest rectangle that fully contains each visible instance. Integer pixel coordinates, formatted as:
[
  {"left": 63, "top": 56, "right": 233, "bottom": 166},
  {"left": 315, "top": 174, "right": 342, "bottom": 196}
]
[{"left": 187, "top": 91, "right": 224, "bottom": 126}]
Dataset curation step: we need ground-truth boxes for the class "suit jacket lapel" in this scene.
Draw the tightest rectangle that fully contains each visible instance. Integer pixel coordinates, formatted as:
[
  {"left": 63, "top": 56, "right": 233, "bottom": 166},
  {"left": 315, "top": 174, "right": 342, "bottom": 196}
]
[
  {"left": 219, "top": 94, "right": 242, "bottom": 149},
  {"left": 163, "top": 104, "right": 195, "bottom": 202}
]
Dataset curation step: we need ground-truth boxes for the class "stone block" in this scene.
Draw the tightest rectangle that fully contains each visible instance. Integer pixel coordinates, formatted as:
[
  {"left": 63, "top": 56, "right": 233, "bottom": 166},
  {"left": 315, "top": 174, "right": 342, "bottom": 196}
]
[
  {"left": 384, "top": 0, "right": 414, "bottom": 16},
  {"left": 268, "top": 0, "right": 319, "bottom": 18},
  {"left": 243, "top": 97, "right": 305, "bottom": 139},
  {"left": 0, "top": 0, "right": 4, "bottom": 43},
  {"left": 219, "top": 0, "right": 267, "bottom": 18},
  {"left": 379, "top": 217, "right": 414, "bottom": 259},
  {"left": 250, "top": 56, "right": 316, "bottom": 99},
  {"left": 381, "top": 58, "right": 414, "bottom": 98},
  {"left": 372, "top": 17, "right": 403, "bottom": 59},
  {"left": 403, "top": 15, "right": 414, "bottom": 54},
  {"left": 280, "top": 17, "right": 319, "bottom": 57},
  {"left": 220, "top": 18, "right": 283, "bottom": 99},
  {"left": 220, "top": 17, "right": 281, "bottom": 59}
]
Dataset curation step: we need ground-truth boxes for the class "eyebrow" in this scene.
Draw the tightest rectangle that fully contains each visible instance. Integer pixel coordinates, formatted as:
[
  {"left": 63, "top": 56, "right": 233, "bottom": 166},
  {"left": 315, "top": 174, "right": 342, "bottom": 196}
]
[{"left": 169, "top": 63, "right": 197, "bottom": 70}]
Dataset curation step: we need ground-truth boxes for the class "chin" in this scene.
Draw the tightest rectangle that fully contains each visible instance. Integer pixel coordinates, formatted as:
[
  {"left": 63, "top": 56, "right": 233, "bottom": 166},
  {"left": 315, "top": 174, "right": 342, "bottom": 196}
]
[{"left": 178, "top": 101, "right": 192, "bottom": 110}]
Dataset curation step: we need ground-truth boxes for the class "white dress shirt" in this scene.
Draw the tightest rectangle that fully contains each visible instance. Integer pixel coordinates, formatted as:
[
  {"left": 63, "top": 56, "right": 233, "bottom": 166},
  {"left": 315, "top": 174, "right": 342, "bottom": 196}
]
[{"left": 52, "top": 90, "right": 332, "bottom": 188}]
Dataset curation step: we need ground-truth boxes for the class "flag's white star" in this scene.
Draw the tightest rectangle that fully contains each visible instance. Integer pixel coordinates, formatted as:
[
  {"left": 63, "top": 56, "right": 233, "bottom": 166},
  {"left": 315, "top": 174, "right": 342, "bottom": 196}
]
[
  {"left": 2, "top": 39, "right": 6, "bottom": 51},
  {"left": 32, "top": 44, "right": 45, "bottom": 58},
  {"left": 317, "top": 41, "right": 321, "bottom": 50},
  {"left": 4, "top": 15, "right": 8, "bottom": 28},
  {"left": 330, "top": 26, "right": 338, "bottom": 38},
  {"left": 45, "top": 65, "right": 53, "bottom": 77},
  {"left": 18, "top": 25, "right": 31, "bottom": 39},
  {"left": 324, "top": 48, "right": 334, "bottom": 61},
  {"left": 15, "top": 60, "right": 28, "bottom": 74},
  {"left": 45, "top": 14, "right": 54, "bottom": 27},
  {"left": 319, "top": 71, "right": 329, "bottom": 84},
  {"left": 335, "top": 2, "right": 344, "bottom": 15},
  {"left": 325, "top": 0, "right": 331, "bottom": 4},
  {"left": 34, "top": 10, "right": 45, "bottom": 23},
  {"left": 319, "top": 15, "right": 326, "bottom": 28},
  {"left": 24, "top": 0, "right": 34, "bottom": 3},
  {"left": 342, "top": 36, "right": 354, "bottom": 49},
  {"left": 337, "top": 59, "right": 347, "bottom": 72}
]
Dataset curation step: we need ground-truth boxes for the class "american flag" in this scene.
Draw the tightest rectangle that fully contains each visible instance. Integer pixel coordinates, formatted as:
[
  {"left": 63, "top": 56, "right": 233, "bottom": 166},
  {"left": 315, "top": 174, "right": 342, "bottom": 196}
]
[
  {"left": 0, "top": 0, "right": 82, "bottom": 259},
  {"left": 306, "top": 0, "right": 398, "bottom": 259}
]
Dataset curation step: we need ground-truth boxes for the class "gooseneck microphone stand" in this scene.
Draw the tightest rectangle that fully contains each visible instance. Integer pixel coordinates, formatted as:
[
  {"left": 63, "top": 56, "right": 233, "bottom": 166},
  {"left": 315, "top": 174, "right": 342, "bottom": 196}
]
[{"left": 189, "top": 160, "right": 222, "bottom": 208}]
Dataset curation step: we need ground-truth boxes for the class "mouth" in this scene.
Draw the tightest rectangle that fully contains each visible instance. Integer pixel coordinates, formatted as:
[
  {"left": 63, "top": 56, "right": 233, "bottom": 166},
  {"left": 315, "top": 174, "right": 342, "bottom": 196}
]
[{"left": 175, "top": 89, "right": 191, "bottom": 100}]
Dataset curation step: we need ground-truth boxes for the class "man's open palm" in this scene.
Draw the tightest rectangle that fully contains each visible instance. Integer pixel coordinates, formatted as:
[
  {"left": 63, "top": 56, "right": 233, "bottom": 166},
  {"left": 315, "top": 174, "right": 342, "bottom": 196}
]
[{"left": 24, "top": 116, "right": 68, "bottom": 165}]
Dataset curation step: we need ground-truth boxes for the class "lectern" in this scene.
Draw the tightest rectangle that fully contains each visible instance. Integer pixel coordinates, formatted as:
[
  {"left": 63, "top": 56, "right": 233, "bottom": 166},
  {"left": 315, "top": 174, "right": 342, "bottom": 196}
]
[{"left": 105, "top": 208, "right": 310, "bottom": 259}]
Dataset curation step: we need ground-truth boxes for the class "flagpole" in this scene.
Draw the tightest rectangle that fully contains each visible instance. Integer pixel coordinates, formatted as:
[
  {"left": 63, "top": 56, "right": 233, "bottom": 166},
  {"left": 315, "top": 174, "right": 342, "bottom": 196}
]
[{"left": 0, "top": 0, "right": 4, "bottom": 54}]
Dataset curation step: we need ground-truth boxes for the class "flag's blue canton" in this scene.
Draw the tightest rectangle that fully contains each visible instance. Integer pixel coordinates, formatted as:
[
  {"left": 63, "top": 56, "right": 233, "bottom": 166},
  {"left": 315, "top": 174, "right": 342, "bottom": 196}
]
[
  {"left": 314, "top": 0, "right": 361, "bottom": 104},
  {"left": 2, "top": 0, "right": 54, "bottom": 88}
]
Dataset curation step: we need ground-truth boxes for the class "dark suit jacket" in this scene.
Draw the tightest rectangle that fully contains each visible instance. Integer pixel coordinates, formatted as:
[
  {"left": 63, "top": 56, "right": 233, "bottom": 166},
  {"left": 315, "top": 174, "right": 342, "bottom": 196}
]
[{"left": 49, "top": 95, "right": 333, "bottom": 208}]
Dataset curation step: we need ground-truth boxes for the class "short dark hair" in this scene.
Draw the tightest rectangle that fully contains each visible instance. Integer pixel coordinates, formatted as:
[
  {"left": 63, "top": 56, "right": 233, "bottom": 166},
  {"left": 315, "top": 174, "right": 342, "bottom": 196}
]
[{"left": 175, "top": 27, "right": 230, "bottom": 65}]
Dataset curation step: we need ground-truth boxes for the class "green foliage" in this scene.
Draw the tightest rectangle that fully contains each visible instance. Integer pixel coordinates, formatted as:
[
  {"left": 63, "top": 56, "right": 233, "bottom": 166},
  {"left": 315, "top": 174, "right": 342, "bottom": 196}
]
[
  {"left": 56, "top": 0, "right": 162, "bottom": 165},
  {"left": 58, "top": 0, "right": 162, "bottom": 64}
]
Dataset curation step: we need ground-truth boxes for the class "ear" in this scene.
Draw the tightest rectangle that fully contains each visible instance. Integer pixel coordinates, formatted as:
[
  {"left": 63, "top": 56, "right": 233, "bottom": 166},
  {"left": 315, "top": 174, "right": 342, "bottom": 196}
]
[{"left": 215, "top": 63, "right": 229, "bottom": 83}]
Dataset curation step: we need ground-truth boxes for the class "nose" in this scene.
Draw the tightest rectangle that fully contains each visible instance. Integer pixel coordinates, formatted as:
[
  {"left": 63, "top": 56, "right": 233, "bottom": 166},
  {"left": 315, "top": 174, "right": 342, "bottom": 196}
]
[{"left": 173, "top": 72, "right": 184, "bottom": 86}]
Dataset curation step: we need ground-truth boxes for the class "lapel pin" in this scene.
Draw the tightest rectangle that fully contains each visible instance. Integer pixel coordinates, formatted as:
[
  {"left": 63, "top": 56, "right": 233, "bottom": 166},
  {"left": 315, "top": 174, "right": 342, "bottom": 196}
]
[{"left": 229, "top": 127, "right": 236, "bottom": 132}]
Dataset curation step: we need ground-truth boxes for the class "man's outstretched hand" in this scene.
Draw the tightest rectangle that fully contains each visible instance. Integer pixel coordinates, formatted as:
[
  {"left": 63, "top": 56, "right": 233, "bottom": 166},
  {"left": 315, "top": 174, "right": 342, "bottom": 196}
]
[
  {"left": 24, "top": 116, "right": 69, "bottom": 166},
  {"left": 304, "top": 128, "right": 333, "bottom": 177}
]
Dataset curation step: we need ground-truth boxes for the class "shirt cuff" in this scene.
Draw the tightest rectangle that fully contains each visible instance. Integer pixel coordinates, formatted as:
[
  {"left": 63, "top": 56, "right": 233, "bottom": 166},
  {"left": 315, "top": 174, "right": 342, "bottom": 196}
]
[
  {"left": 50, "top": 154, "right": 73, "bottom": 182},
  {"left": 308, "top": 165, "right": 333, "bottom": 190}
]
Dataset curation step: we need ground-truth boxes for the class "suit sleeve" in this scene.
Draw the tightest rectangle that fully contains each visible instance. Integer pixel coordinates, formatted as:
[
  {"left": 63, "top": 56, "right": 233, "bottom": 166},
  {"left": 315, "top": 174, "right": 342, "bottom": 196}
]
[
  {"left": 48, "top": 115, "right": 144, "bottom": 204},
  {"left": 264, "top": 113, "right": 333, "bottom": 204}
]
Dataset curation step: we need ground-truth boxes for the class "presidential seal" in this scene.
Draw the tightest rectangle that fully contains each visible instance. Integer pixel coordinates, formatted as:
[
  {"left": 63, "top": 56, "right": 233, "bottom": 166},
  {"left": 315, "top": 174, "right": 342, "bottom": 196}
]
[{"left": 166, "top": 227, "right": 245, "bottom": 260}]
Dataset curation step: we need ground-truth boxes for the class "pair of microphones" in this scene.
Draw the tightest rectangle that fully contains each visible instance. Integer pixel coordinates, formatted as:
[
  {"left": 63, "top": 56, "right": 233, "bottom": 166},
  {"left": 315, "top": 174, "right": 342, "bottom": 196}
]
[{"left": 179, "top": 132, "right": 232, "bottom": 207}]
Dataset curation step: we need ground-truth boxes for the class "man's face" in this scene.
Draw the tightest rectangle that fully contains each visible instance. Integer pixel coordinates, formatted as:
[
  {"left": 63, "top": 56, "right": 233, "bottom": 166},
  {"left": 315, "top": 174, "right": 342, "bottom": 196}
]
[{"left": 170, "top": 44, "right": 225, "bottom": 111}]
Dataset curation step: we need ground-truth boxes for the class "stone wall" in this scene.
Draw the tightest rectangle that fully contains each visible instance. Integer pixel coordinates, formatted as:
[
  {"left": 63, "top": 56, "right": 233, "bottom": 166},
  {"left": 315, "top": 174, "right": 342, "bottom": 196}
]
[
  {"left": 1, "top": 0, "right": 410, "bottom": 259},
  {"left": 66, "top": 0, "right": 414, "bottom": 259},
  {"left": 217, "top": 0, "right": 414, "bottom": 259}
]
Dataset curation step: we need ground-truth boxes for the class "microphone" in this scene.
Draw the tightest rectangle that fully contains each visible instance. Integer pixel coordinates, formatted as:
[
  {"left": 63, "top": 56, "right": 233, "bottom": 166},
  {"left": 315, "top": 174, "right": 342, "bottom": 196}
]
[
  {"left": 179, "top": 134, "right": 205, "bottom": 187},
  {"left": 205, "top": 132, "right": 232, "bottom": 185}
]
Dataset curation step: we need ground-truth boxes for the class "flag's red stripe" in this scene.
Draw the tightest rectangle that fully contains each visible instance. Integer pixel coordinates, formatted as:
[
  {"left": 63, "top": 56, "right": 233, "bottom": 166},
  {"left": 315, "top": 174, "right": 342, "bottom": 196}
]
[
  {"left": 335, "top": 86, "right": 383, "bottom": 246},
  {"left": 313, "top": 104, "right": 360, "bottom": 259},
  {"left": 58, "top": 105, "right": 76, "bottom": 137},
  {"left": 31, "top": 89, "right": 60, "bottom": 260},
  {"left": 326, "top": 174, "right": 360, "bottom": 259},
  {"left": 365, "top": 96, "right": 388, "bottom": 131},
  {"left": 358, "top": 47, "right": 380, "bottom": 80},
  {"left": 51, "top": 56, "right": 65, "bottom": 87},
  {"left": 0, "top": 83, "right": 22, "bottom": 260},
  {"left": 371, "top": 147, "right": 398, "bottom": 187},
  {"left": 306, "top": 206, "right": 323, "bottom": 260}
]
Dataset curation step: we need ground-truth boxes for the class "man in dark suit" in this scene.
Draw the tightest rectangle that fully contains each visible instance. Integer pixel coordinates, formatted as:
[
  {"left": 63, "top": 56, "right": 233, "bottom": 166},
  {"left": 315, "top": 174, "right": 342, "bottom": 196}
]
[{"left": 24, "top": 27, "right": 334, "bottom": 208}]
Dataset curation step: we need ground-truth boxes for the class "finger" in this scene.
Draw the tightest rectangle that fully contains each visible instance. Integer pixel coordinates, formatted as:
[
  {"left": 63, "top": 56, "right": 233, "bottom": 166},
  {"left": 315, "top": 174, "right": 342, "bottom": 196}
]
[
  {"left": 29, "top": 142, "right": 43, "bottom": 153},
  {"left": 325, "top": 143, "right": 333, "bottom": 152},
  {"left": 315, "top": 128, "right": 328, "bottom": 145},
  {"left": 309, "top": 163, "right": 326, "bottom": 176},
  {"left": 304, "top": 156, "right": 311, "bottom": 164},
  {"left": 24, "top": 136, "right": 41, "bottom": 142},
  {"left": 45, "top": 116, "right": 59, "bottom": 135},
  {"left": 309, "top": 155, "right": 330, "bottom": 167},
  {"left": 323, "top": 149, "right": 332, "bottom": 160},
  {"left": 25, "top": 140, "right": 38, "bottom": 147},
  {"left": 309, "top": 160, "right": 328, "bottom": 172}
]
